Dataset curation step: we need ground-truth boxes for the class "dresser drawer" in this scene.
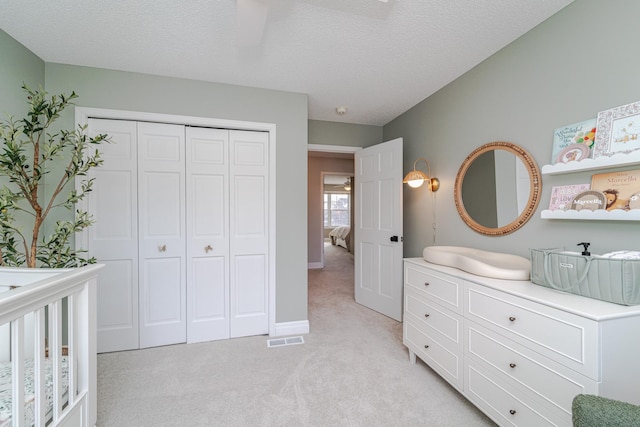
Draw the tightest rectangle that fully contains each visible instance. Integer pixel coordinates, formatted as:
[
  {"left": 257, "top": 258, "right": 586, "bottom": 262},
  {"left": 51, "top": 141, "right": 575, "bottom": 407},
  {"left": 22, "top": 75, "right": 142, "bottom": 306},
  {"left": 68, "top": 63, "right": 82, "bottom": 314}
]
[
  {"left": 465, "top": 321, "right": 598, "bottom": 418},
  {"left": 404, "top": 263, "right": 462, "bottom": 313},
  {"left": 405, "top": 287, "right": 461, "bottom": 345},
  {"left": 404, "top": 319, "right": 463, "bottom": 390},
  {"left": 464, "top": 282, "right": 598, "bottom": 379},
  {"left": 465, "top": 360, "right": 561, "bottom": 427}
]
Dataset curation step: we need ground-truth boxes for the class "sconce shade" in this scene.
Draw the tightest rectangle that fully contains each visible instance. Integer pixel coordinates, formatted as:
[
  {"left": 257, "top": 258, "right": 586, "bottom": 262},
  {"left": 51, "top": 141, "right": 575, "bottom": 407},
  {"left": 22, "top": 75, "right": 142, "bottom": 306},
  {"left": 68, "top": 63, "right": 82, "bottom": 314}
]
[
  {"left": 403, "top": 170, "right": 429, "bottom": 188},
  {"left": 403, "top": 157, "right": 439, "bottom": 191}
]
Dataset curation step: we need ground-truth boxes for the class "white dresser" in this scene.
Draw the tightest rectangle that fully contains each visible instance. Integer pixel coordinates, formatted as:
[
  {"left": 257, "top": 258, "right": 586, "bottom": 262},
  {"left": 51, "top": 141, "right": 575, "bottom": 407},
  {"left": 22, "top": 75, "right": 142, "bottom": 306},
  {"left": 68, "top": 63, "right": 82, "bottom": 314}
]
[{"left": 403, "top": 257, "right": 640, "bottom": 427}]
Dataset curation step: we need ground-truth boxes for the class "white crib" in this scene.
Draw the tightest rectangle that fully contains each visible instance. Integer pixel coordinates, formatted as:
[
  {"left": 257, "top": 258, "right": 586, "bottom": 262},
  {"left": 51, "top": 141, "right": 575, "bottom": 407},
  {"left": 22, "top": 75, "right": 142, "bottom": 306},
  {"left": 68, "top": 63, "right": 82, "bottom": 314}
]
[{"left": 0, "top": 264, "right": 102, "bottom": 427}]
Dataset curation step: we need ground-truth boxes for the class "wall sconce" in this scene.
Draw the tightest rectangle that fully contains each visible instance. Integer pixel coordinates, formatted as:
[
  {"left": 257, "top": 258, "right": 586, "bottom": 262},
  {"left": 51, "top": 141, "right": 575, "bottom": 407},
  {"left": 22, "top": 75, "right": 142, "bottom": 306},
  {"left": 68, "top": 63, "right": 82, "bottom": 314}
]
[{"left": 403, "top": 157, "right": 440, "bottom": 191}]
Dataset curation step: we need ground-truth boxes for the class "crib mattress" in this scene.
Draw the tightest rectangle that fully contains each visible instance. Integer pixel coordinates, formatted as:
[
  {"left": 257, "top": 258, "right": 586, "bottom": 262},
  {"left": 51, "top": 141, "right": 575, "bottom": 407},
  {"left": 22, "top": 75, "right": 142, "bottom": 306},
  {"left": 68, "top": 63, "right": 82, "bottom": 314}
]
[{"left": 0, "top": 357, "right": 69, "bottom": 427}]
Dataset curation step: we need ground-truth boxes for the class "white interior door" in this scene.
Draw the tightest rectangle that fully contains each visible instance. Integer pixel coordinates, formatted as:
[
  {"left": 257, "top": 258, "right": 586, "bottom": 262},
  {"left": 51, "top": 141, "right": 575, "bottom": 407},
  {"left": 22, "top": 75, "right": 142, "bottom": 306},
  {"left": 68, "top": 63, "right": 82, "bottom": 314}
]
[
  {"left": 186, "top": 127, "right": 230, "bottom": 343},
  {"left": 87, "top": 118, "right": 140, "bottom": 353},
  {"left": 138, "top": 122, "right": 187, "bottom": 348},
  {"left": 229, "top": 130, "right": 269, "bottom": 338},
  {"left": 354, "top": 138, "right": 404, "bottom": 321}
]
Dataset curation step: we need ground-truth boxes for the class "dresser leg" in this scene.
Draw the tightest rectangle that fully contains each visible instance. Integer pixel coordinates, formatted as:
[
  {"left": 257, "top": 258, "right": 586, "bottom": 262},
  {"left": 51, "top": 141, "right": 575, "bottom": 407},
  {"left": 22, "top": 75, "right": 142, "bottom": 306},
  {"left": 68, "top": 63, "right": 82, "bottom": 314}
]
[{"left": 409, "top": 350, "right": 416, "bottom": 364}]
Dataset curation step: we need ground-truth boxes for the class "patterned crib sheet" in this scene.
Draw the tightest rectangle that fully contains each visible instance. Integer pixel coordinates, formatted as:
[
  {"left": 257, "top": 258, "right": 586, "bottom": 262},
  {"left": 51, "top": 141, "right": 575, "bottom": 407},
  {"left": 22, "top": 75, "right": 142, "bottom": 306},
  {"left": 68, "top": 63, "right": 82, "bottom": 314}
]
[{"left": 0, "top": 357, "right": 69, "bottom": 427}]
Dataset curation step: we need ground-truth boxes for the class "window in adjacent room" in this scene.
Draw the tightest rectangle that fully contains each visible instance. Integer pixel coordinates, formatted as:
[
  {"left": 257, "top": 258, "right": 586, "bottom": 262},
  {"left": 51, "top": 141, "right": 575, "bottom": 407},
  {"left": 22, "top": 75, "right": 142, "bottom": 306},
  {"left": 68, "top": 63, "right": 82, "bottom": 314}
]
[{"left": 324, "top": 192, "right": 350, "bottom": 227}]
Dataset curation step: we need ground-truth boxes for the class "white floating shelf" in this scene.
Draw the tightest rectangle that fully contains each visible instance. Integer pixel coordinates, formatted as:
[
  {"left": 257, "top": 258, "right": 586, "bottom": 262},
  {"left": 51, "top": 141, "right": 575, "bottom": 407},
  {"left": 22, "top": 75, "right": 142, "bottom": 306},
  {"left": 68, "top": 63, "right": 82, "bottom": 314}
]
[
  {"left": 541, "top": 209, "right": 640, "bottom": 221},
  {"left": 541, "top": 151, "right": 640, "bottom": 175}
]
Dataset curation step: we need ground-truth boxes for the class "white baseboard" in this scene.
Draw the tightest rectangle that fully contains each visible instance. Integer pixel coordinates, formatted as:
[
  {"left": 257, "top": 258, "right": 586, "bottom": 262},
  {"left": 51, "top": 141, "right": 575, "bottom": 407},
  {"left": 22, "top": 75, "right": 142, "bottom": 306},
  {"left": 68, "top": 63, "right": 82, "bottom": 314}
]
[
  {"left": 273, "top": 320, "right": 309, "bottom": 336},
  {"left": 308, "top": 262, "right": 323, "bottom": 269}
]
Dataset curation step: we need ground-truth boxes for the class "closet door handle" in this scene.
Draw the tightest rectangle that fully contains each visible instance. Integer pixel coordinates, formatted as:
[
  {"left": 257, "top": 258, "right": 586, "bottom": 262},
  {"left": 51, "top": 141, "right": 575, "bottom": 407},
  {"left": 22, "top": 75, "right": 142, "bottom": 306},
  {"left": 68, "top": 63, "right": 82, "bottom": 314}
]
[
  {"left": 158, "top": 244, "right": 167, "bottom": 252},
  {"left": 509, "top": 363, "right": 516, "bottom": 369},
  {"left": 204, "top": 245, "right": 213, "bottom": 253}
]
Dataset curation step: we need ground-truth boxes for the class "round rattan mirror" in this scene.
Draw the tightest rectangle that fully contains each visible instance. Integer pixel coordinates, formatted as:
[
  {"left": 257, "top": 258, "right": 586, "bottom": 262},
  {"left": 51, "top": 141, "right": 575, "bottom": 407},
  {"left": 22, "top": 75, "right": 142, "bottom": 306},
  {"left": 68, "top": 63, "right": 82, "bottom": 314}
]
[{"left": 454, "top": 142, "right": 541, "bottom": 236}]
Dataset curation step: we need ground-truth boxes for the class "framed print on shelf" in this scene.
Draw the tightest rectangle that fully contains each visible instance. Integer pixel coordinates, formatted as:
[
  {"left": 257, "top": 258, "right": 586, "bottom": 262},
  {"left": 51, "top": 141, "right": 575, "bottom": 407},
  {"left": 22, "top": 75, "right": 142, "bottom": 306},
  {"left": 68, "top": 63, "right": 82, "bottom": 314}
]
[
  {"left": 591, "top": 169, "right": 640, "bottom": 211},
  {"left": 593, "top": 100, "right": 640, "bottom": 159},
  {"left": 551, "top": 119, "right": 596, "bottom": 164},
  {"left": 548, "top": 184, "right": 591, "bottom": 211},
  {"left": 570, "top": 190, "right": 606, "bottom": 211}
]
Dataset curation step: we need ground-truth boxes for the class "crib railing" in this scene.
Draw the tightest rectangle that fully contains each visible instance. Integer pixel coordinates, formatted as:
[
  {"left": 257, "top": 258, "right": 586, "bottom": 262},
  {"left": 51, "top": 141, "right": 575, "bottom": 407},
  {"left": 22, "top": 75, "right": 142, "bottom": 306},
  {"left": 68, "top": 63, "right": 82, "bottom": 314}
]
[{"left": 0, "top": 264, "right": 102, "bottom": 427}]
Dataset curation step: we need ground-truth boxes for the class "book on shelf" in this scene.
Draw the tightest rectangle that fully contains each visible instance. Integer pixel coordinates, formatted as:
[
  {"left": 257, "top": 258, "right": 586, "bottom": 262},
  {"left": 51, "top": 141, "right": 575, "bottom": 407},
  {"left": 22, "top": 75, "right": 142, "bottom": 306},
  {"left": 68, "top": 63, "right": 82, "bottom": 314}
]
[
  {"left": 551, "top": 119, "right": 596, "bottom": 164},
  {"left": 548, "top": 184, "right": 591, "bottom": 210},
  {"left": 591, "top": 169, "right": 640, "bottom": 211}
]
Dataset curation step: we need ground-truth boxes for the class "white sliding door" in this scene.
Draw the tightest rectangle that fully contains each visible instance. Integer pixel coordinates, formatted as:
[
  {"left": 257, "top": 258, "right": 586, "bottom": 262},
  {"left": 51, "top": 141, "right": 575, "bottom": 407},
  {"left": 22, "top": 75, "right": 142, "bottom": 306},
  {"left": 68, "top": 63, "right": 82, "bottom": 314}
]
[
  {"left": 230, "top": 130, "right": 269, "bottom": 338},
  {"left": 87, "top": 118, "right": 140, "bottom": 353},
  {"left": 186, "top": 127, "right": 230, "bottom": 343},
  {"left": 85, "top": 113, "right": 273, "bottom": 353},
  {"left": 138, "top": 122, "right": 187, "bottom": 349}
]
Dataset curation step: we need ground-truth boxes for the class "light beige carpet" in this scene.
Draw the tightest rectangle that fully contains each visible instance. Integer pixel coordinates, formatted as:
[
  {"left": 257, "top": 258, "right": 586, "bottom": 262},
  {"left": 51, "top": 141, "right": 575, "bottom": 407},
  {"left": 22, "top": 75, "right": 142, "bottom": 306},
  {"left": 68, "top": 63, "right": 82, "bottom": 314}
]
[{"left": 96, "top": 243, "right": 495, "bottom": 426}]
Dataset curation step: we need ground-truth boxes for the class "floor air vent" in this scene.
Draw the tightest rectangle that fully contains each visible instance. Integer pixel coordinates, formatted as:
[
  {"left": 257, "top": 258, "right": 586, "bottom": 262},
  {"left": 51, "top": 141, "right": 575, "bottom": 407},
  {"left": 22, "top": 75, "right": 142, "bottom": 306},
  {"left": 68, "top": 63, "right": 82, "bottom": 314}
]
[{"left": 267, "top": 336, "right": 305, "bottom": 348}]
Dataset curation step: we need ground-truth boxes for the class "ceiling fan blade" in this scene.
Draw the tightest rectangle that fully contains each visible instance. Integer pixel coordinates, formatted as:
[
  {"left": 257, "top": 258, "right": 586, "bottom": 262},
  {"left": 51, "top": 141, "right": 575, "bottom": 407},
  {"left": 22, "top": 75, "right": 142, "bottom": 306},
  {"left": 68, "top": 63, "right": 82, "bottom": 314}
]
[{"left": 236, "top": 0, "right": 270, "bottom": 47}]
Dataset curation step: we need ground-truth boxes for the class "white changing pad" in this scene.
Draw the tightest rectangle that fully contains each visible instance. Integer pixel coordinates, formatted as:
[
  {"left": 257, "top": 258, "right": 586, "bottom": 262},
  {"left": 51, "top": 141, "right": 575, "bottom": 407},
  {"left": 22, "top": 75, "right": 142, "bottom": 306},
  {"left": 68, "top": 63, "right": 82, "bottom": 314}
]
[{"left": 0, "top": 357, "right": 69, "bottom": 427}]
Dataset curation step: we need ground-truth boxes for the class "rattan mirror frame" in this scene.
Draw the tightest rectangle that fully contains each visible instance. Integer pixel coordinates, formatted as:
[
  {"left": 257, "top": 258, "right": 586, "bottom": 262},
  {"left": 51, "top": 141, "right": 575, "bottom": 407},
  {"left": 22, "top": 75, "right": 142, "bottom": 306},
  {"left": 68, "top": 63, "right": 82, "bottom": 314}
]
[{"left": 454, "top": 141, "right": 541, "bottom": 236}]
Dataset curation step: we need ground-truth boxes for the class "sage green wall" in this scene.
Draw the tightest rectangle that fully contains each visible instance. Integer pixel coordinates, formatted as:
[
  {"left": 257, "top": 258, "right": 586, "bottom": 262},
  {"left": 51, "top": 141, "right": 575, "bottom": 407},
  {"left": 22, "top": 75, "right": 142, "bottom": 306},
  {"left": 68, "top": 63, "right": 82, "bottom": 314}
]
[
  {"left": 0, "top": 30, "right": 44, "bottom": 118},
  {"left": 309, "top": 119, "right": 382, "bottom": 148},
  {"left": 44, "top": 63, "right": 309, "bottom": 324},
  {"left": 385, "top": 0, "right": 640, "bottom": 258},
  {"left": 0, "top": 30, "right": 45, "bottom": 265}
]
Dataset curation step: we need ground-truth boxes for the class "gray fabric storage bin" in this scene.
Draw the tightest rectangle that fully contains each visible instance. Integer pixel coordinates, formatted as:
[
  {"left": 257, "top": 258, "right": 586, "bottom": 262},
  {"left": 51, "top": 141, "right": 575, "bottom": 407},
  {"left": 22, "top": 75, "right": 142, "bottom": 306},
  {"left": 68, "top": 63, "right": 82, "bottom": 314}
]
[{"left": 530, "top": 249, "right": 640, "bottom": 306}]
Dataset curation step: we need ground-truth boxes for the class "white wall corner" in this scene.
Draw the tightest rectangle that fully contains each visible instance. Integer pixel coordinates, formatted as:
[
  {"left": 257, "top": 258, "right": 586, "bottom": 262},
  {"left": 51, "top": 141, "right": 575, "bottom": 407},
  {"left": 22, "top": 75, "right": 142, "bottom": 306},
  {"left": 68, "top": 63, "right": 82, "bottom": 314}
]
[
  {"left": 273, "top": 320, "right": 309, "bottom": 337},
  {"left": 308, "top": 262, "right": 323, "bottom": 269}
]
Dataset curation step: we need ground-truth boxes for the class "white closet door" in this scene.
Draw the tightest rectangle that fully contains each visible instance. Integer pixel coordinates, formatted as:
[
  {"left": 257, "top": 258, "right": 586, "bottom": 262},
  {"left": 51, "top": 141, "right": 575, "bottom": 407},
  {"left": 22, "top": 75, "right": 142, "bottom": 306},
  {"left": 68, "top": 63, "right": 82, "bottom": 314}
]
[
  {"left": 229, "top": 130, "right": 269, "bottom": 338},
  {"left": 186, "top": 127, "right": 230, "bottom": 343},
  {"left": 87, "top": 118, "right": 140, "bottom": 353},
  {"left": 138, "top": 122, "right": 187, "bottom": 348}
]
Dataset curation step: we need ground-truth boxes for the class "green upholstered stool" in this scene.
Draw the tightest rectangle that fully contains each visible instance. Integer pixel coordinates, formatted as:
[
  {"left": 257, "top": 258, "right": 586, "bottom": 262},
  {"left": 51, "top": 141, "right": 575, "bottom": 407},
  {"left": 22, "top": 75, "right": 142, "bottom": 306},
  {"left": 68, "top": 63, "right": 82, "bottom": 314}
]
[{"left": 573, "top": 394, "right": 640, "bottom": 427}]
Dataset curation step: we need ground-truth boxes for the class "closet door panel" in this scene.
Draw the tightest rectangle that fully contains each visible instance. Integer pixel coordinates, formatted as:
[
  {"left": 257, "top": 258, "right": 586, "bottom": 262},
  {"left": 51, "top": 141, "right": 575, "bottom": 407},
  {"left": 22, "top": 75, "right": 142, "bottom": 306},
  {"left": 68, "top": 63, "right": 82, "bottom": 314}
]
[
  {"left": 230, "top": 130, "right": 269, "bottom": 338},
  {"left": 138, "top": 122, "right": 186, "bottom": 349},
  {"left": 140, "top": 172, "right": 183, "bottom": 242},
  {"left": 234, "top": 176, "right": 266, "bottom": 240},
  {"left": 186, "top": 127, "right": 230, "bottom": 343},
  {"left": 87, "top": 118, "right": 139, "bottom": 353},
  {"left": 233, "top": 254, "right": 267, "bottom": 310},
  {"left": 142, "top": 257, "right": 183, "bottom": 323}
]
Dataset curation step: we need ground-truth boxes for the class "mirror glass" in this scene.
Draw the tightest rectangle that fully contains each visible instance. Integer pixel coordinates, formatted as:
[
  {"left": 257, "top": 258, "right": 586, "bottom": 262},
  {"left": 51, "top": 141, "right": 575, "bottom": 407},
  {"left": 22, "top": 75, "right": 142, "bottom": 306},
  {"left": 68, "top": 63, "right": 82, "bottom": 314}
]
[{"left": 454, "top": 142, "right": 541, "bottom": 236}]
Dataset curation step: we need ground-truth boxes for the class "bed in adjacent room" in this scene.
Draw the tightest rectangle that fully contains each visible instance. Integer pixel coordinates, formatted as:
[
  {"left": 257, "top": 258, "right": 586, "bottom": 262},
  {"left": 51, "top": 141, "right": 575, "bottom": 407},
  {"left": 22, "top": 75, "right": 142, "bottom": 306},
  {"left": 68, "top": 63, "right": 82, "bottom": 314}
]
[{"left": 329, "top": 226, "right": 351, "bottom": 252}]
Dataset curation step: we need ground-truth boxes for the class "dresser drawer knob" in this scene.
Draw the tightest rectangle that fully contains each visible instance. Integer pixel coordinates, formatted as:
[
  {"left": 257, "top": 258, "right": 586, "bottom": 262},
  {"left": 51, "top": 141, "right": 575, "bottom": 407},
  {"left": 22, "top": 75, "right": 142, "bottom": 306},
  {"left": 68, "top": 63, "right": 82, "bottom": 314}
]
[
  {"left": 424, "top": 282, "right": 430, "bottom": 286},
  {"left": 508, "top": 316, "right": 516, "bottom": 322},
  {"left": 509, "top": 409, "right": 516, "bottom": 415},
  {"left": 424, "top": 314, "right": 430, "bottom": 318},
  {"left": 509, "top": 363, "right": 516, "bottom": 369},
  {"left": 424, "top": 345, "right": 429, "bottom": 349}
]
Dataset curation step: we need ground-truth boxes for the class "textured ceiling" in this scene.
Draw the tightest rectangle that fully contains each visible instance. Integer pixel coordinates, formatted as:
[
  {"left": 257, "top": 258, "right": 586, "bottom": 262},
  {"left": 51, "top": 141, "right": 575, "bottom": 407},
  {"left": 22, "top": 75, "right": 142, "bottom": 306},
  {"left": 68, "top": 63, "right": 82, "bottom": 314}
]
[{"left": 0, "top": 0, "right": 573, "bottom": 125}]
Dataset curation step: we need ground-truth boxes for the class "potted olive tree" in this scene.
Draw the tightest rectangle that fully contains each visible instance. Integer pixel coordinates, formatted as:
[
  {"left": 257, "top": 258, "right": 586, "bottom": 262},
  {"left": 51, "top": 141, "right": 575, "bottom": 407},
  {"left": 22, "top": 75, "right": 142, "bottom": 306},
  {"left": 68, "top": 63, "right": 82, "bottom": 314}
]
[{"left": 0, "top": 85, "right": 108, "bottom": 268}]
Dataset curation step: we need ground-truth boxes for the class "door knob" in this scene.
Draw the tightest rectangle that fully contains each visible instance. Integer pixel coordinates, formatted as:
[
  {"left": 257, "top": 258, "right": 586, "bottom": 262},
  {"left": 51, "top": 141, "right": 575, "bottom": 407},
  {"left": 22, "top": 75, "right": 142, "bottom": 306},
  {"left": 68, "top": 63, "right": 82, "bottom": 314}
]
[
  {"left": 158, "top": 244, "right": 167, "bottom": 252},
  {"left": 204, "top": 245, "right": 213, "bottom": 253},
  {"left": 390, "top": 236, "right": 398, "bottom": 242}
]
